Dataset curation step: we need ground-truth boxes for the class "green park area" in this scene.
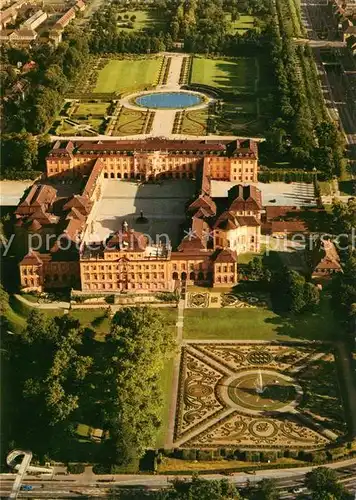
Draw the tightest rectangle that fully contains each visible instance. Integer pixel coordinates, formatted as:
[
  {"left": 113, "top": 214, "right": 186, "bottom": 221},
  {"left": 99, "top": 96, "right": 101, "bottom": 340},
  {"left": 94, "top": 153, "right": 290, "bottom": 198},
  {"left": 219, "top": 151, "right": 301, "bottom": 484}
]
[
  {"left": 116, "top": 10, "right": 165, "bottom": 32},
  {"left": 225, "top": 14, "right": 261, "bottom": 34},
  {"left": 94, "top": 57, "right": 162, "bottom": 94},
  {"left": 191, "top": 57, "right": 257, "bottom": 93},
  {"left": 72, "top": 102, "right": 110, "bottom": 117},
  {"left": 190, "top": 56, "right": 271, "bottom": 136},
  {"left": 182, "top": 298, "right": 339, "bottom": 342}
]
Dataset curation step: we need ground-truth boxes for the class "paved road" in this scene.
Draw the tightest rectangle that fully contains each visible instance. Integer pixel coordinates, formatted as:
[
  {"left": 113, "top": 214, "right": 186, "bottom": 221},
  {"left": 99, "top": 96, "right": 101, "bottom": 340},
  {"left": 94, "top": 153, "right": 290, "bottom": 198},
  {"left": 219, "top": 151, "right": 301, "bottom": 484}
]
[
  {"left": 1, "top": 459, "right": 356, "bottom": 498},
  {"left": 294, "top": 38, "right": 346, "bottom": 48},
  {"left": 300, "top": 0, "right": 356, "bottom": 162}
]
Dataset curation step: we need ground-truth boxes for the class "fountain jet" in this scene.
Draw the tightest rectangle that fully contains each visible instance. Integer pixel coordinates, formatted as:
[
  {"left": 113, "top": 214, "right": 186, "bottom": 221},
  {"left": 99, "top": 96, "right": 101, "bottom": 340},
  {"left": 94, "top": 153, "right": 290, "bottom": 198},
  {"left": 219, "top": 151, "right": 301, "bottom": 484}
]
[{"left": 255, "top": 369, "right": 265, "bottom": 394}]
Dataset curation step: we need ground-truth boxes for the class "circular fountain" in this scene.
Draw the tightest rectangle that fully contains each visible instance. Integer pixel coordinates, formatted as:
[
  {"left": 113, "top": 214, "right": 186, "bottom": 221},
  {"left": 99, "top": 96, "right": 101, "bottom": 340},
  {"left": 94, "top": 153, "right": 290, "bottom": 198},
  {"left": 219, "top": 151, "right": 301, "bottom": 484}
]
[{"left": 221, "top": 369, "right": 303, "bottom": 415}]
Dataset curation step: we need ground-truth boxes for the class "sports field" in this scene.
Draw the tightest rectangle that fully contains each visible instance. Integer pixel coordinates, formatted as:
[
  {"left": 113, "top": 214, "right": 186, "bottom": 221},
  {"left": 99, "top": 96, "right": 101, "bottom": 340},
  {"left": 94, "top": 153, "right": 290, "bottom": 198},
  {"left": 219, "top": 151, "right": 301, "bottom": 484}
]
[
  {"left": 94, "top": 57, "right": 162, "bottom": 93},
  {"left": 191, "top": 57, "right": 257, "bottom": 92}
]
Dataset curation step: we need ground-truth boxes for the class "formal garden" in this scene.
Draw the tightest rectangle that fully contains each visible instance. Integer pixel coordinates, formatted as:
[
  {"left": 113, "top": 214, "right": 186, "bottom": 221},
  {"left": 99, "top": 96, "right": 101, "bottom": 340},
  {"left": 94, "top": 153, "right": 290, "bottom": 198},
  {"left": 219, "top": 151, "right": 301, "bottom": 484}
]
[{"left": 174, "top": 343, "right": 346, "bottom": 451}]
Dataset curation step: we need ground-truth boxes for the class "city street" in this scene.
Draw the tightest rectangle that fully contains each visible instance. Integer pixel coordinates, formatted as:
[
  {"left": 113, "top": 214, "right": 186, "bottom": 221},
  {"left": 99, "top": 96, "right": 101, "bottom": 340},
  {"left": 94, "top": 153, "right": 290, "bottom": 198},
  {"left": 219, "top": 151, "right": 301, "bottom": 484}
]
[
  {"left": 1, "top": 460, "right": 356, "bottom": 498},
  {"left": 300, "top": 0, "right": 356, "bottom": 165}
]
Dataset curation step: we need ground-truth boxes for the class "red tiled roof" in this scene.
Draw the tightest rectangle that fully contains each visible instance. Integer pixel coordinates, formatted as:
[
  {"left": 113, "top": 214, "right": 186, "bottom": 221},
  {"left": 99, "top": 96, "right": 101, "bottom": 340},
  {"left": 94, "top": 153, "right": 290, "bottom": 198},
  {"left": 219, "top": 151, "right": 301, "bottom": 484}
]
[
  {"left": 83, "top": 158, "right": 104, "bottom": 199},
  {"left": 105, "top": 229, "right": 147, "bottom": 251},
  {"left": 265, "top": 206, "right": 301, "bottom": 221},
  {"left": 271, "top": 220, "right": 308, "bottom": 233},
  {"left": 213, "top": 248, "right": 237, "bottom": 263},
  {"left": 63, "top": 195, "right": 92, "bottom": 214},
  {"left": 188, "top": 194, "right": 216, "bottom": 216},
  {"left": 66, "top": 207, "right": 86, "bottom": 221},
  {"left": 214, "top": 211, "right": 238, "bottom": 230},
  {"left": 20, "top": 250, "right": 43, "bottom": 266},
  {"left": 28, "top": 219, "right": 42, "bottom": 231},
  {"left": 47, "top": 139, "right": 259, "bottom": 158},
  {"left": 228, "top": 184, "right": 262, "bottom": 211}
]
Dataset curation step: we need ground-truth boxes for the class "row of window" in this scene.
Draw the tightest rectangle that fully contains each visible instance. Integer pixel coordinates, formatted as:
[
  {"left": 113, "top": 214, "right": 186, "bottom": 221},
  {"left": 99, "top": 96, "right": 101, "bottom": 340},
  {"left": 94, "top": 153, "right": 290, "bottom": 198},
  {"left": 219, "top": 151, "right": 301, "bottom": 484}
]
[
  {"left": 83, "top": 282, "right": 167, "bottom": 290},
  {"left": 83, "top": 272, "right": 165, "bottom": 281},
  {"left": 215, "top": 275, "right": 235, "bottom": 283},
  {"left": 82, "top": 263, "right": 165, "bottom": 271},
  {"left": 215, "top": 265, "right": 235, "bottom": 273}
]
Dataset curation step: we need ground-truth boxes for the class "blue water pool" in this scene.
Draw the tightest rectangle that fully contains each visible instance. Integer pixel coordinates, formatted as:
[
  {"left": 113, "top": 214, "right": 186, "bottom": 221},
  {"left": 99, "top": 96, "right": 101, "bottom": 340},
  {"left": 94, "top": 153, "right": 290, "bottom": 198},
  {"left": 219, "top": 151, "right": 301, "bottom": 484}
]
[{"left": 135, "top": 92, "right": 203, "bottom": 109}]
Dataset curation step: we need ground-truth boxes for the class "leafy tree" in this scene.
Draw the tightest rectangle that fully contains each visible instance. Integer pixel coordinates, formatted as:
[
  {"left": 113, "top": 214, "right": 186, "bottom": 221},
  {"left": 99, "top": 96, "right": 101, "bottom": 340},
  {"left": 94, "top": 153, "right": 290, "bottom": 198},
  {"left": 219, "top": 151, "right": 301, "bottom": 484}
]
[
  {"left": 270, "top": 268, "right": 319, "bottom": 314},
  {"left": 243, "top": 257, "right": 271, "bottom": 283},
  {"left": 331, "top": 253, "right": 356, "bottom": 324},
  {"left": 1, "top": 133, "right": 38, "bottom": 173},
  {"left": 305, "top": 467, "right": 348, "bottom": 500},
  {"left": 102, "top": 307, "right": 175, "bottom": 464},
  {"left": 108, "top": 475, "right": 241, "bottom": 499},
  {"left": 247, "top": 478, "right": 280, "bottom": 500}
]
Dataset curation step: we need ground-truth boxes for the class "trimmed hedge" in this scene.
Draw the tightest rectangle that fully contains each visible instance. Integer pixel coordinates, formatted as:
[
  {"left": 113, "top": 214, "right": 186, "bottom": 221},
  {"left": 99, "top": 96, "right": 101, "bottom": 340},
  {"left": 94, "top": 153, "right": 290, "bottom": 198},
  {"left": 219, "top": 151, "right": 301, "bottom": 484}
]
[
  {"left": 258, "top": 170, "right": 315, "bottom": 183},
  {"left": 67, "top": 463, "right": 85, "bottom": 474}
]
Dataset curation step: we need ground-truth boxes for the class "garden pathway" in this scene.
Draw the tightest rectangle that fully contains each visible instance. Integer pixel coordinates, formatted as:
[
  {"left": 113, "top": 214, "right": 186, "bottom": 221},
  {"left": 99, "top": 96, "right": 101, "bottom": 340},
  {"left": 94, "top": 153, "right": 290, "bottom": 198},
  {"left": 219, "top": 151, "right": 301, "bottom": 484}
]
[{"left": 159, "top": 54, "right": 184, "bottom": 90}]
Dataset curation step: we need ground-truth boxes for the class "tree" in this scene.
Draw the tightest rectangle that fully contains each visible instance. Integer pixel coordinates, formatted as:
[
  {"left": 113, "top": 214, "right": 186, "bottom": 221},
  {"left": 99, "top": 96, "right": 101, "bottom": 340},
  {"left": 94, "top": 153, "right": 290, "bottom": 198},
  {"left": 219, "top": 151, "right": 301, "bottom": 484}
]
[
  {"left": 248, "top": 478, "right": 280, "bottom": 500},
  {"left": 331, "top": 253, "right": 356, "bottom": 324},
  {"left": 102, "top": 307, "right": 175, "bottom": 465},
  {"left": 305, "top": 467, "right": 348, "bottom": 500},
  {"left": 243, "top": 257, "right": 271, "bottom": 283},
  {"left": 304, "top": 281, "right": 320, "bottom": 311},
  {"left": 270, "top": 268, "right": 319, "bottom": 314},
  {"left": 1, "top": 133, "right": 38, "bottom": 173}
]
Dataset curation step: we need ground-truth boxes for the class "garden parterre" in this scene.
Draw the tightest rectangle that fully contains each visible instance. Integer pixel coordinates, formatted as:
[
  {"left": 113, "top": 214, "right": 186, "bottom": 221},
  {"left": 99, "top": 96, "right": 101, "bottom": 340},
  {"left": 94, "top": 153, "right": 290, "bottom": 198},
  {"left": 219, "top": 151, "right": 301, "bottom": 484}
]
[{"left": 174, "top": 343, "right": 346, "bottom": 450}]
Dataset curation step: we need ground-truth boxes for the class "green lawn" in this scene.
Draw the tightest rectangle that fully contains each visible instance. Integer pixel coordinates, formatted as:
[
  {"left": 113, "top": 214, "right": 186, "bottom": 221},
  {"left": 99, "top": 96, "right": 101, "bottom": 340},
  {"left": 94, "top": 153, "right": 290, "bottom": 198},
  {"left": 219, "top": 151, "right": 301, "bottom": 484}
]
[
  {"left": 68, "top": 308, "right": 111, "bottom": 340},
  {"left": 155, "top": 358, "right": 175, "bottom": 448},
  {"left": 191, "top": 57, "right": 257, "bottom": 92},
  {"left": 225, "top": 14, "right": 257, "bottom": 34},
  {"left": 56, "top": 120, "right": 79, "bottom": 136},
  {"left": 73, "top": 102, "right": 110, "bottom": 116},
  {"left": 94, "top": 57, "right": 162, "bottom": 93},
  {"left": 117, "top": 10, "right": 165, "bottom": 32},
  {"left": 183, "top": 300, "right": 339, "bottom": 341}
]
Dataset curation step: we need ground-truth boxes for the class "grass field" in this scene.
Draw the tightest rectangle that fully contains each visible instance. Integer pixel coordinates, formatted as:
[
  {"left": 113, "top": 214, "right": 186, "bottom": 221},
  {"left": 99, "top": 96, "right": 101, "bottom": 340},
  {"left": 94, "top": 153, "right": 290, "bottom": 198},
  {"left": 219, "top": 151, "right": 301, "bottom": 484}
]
[
  {"left": 225, "top": 14, "right": 258, "bottom": 34},
  {"left": 69, "top": 308, "right": 111, "bottom": 340},
  {"left": 94, "top": 57, "right": 162, "bottom": 93},
  {"left": 183, "top": 299, "right": 338, "bottom": 341},
  {"left": 72, "top": 102, "right": 110, "bottom": 116},
  {"left": 113, "top": 107, "right": 146, "bottom": 135},
  {"left": 156, "top": 358, "right": 175, "bottom": 447},
  {"left": 191, "top": 57, "right": 257, "bottom": 92},
  {"left": 117, "top": 10, "right": 165, "bottom": 32}
]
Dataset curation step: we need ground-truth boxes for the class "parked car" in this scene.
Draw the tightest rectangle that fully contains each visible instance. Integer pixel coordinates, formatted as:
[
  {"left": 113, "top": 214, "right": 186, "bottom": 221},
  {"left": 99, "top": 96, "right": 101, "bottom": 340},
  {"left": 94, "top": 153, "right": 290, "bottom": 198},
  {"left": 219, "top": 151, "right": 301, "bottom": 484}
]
[
  {"left": 20, "top": 485, "right": 33, "bottom": 491},
  {"left": 292, "top": 487, "right": 307, "bottom": 494}
]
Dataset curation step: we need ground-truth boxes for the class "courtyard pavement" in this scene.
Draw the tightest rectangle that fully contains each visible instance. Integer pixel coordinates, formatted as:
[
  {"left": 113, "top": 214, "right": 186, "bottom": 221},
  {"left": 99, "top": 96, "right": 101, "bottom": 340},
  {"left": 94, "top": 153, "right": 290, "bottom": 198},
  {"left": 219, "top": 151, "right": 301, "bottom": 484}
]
[{"left": 84, "top": 179, "right": 196, "bottom": 248}]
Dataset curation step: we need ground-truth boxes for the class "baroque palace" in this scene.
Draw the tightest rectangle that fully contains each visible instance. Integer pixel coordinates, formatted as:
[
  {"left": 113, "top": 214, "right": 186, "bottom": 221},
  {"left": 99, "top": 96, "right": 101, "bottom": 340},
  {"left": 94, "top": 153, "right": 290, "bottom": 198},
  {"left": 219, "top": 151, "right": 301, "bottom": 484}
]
[{"left": 16, "top": 138, "right": 261, "bottom": 293}]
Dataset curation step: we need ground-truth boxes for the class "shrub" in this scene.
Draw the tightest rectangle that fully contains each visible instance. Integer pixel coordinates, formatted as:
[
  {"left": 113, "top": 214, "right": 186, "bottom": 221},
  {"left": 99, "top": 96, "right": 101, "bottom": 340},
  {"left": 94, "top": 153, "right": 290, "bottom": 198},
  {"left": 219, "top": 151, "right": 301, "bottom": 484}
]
[
  {"left": 182, "top": 449, "right": 197, "bottom": 460},
  {"left": 67, "top": 463, "right": 85, "bottom": 474},
  {"left": 197, "top": 450, "right": 214, "bottom": 461},
  {"left": 93, "top": 464, "right": 110, "bottom": 474},
  {"left": 261, "top": 451, "right": 277, "bottom": 462}
]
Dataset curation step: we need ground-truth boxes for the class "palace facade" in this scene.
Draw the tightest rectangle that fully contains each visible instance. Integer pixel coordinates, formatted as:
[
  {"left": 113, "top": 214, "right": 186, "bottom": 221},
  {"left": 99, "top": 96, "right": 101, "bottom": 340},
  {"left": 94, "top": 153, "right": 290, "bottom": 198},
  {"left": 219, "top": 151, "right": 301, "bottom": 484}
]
[{"left": 17, "top": 138, "right": 261, "bottom": 293}]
